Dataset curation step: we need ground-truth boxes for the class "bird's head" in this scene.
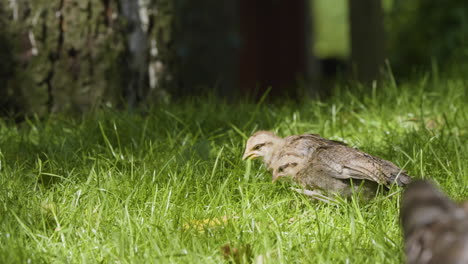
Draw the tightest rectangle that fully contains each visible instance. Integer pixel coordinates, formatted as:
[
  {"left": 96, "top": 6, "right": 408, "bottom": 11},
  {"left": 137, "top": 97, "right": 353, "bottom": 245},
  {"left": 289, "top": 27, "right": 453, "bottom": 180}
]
[
  {"left": 272, "top": 153, "right": 303, "bottom": 182},
  {"left": 242, "top": 131, "right": 283, "bottom": 163}
]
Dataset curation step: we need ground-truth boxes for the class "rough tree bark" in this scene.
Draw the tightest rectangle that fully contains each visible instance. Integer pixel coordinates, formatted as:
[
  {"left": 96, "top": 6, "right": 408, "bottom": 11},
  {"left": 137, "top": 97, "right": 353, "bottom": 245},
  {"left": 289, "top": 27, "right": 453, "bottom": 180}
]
[{"left": 119, "top": 0, "right": 149, "bottom": 108}]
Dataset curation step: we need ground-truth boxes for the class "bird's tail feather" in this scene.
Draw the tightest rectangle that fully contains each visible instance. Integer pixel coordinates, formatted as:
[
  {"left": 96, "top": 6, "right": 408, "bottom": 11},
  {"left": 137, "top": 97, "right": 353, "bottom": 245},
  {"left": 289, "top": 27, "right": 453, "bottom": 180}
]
[{"left": 389, "top": 172, "right": 412, "bottom": 186}]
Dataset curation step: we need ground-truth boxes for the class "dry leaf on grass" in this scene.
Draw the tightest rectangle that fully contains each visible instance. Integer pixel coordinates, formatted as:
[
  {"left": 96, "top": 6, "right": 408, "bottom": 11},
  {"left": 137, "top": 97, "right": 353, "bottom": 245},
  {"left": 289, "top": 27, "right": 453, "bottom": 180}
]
[{"left": 221, "top": 243, "right": 253, "bottom": 264}]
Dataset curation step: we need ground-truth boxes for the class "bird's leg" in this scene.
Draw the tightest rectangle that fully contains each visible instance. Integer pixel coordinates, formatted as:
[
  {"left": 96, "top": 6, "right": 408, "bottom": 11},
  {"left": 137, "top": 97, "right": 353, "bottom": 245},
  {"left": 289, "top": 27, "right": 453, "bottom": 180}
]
[{"left": 290, "top": 187, "right": 336, "bottom": 204}]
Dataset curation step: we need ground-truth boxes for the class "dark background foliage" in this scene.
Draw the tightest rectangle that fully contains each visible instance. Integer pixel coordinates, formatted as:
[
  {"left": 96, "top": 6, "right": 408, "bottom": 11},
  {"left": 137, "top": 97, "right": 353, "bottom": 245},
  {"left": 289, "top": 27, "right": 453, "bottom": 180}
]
[
  {"left": 387, "top": 0, "right": 468, "bottom": 76},
  {"left": 1, "top": 0, "right": 467, "bottom": 116}
]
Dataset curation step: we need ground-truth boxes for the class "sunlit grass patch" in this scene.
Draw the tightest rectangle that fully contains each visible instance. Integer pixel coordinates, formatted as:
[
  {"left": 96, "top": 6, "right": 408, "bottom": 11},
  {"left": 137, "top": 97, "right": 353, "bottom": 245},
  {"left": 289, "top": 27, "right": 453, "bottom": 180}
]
[{"left": 0, "top": 76, "right": 466, "bottom": 263}]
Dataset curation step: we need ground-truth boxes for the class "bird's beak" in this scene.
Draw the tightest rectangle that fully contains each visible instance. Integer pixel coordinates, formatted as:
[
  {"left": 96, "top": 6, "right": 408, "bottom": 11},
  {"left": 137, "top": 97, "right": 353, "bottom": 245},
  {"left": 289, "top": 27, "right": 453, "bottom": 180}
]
[{"left": 242, "top": 152, "right": 257, "bottom": 160}]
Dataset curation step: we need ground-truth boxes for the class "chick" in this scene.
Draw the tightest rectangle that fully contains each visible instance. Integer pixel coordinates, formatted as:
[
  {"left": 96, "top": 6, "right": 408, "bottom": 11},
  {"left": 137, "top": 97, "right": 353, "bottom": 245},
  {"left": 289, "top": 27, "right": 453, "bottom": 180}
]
[
  {"left": 242, "top": 131, "right": 285, "bottom": 169},
  {"left": 272, "top": 145, "right": 412, "bottom": 199},
  {"left": 401, "top": 180, "right": 468, "bottom": 264}
]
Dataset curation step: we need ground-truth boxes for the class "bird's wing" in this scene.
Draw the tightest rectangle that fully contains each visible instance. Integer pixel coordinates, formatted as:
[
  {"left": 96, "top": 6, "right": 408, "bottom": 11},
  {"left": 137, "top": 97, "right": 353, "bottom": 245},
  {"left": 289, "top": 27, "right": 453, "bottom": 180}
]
[
  {"left": 280, "top": 135, "right": 322, "bottom": 158},
  {"left": 300, "top": 134, "right": 347, "bottom": 146},
  {"left": 281, "top": 134, "right": 347, "bottom": 158},
  {"left": 312, "top": 146, "right": 385, "bottom": 184}
]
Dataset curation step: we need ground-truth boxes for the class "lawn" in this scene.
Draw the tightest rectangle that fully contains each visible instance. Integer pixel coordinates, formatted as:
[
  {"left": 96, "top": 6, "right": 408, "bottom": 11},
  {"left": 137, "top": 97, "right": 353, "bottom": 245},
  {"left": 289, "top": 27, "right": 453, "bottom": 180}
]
[{"left": 1, "top": 75, "right": 467, "bottom": 263}]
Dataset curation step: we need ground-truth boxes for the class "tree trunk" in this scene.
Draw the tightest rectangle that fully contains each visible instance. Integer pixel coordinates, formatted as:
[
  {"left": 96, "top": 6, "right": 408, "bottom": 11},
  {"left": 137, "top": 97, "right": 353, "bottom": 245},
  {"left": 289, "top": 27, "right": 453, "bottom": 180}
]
[
  {"left": 171, "top": 0, "right": 239, "bottom": 98},
  {"left": 348, "top": 0, "right": 385, "bottom": 83},
  {"left": 120, "top": 0, "right": 148, "bottom": 107}
]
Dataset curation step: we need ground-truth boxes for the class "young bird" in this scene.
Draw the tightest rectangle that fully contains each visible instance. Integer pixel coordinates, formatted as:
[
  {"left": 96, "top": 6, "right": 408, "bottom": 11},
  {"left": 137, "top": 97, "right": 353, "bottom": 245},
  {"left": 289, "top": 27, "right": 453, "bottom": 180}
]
[
  {"left": 242, "top": 131, "right": 346, "bottom": 171},
  {"left": 242, "top": 131, "right": 285, "bottom": 169},
  {"left": 401, "top": 180, "right": 468, "bottom": 264},
  {"left": 272, "top": 145, "right": 412, "bottom": 199}
]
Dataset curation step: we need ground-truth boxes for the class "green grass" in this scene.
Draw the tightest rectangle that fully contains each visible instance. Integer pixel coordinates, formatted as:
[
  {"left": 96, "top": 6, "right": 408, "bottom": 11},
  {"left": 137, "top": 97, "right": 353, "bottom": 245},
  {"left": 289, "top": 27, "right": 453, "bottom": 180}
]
[{"left": 1, "top": 76, "right": 467, "bottom": 263}]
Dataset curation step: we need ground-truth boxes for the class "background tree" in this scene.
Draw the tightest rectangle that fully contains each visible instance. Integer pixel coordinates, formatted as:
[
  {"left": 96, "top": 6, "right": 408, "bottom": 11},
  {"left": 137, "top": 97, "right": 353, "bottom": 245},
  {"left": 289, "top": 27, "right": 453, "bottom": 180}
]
[
  {"left": 387, "top": 0, "right": 468, "bottom": 77},
  {"left": 348, "top": 0, "right": 385, "bottom": 83},
  {"left": 3, "top": 0, "right": 468, "bottom": 117},
  {"left": 0, "top": 0, "right": 126, "bottom": 114},
  {"left": 172, "top": 0, "right": 240, "bottom": 98},
  {"left": 119, "top": 0, "right": 149, "bottom": 108},
  {"left": 0, "top": 3, "right": 22, "bottom": 118}
]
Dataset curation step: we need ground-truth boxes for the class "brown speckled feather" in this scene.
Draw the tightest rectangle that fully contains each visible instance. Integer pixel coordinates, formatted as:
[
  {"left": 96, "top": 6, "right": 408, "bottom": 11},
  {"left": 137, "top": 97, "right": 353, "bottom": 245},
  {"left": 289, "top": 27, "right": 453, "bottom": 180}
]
[
  {"left": 307, "top": 145, "right": 411, "bottom": 186},
  {"left": 272, "top": 144, "right": 412, "bottom": 199},
  {"left": 276, "top": 134, "right": 346, "bottom": 160}
]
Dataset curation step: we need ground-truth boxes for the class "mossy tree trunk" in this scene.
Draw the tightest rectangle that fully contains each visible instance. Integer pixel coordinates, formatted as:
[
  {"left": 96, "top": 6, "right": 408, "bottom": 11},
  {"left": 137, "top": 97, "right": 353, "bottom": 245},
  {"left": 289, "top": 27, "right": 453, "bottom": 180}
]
[
  {"left": 119, "top": 0, "right": 148, "bottom": 108},
  {"left": 0, "top": 0, "right": 137, "bottom": 115}
]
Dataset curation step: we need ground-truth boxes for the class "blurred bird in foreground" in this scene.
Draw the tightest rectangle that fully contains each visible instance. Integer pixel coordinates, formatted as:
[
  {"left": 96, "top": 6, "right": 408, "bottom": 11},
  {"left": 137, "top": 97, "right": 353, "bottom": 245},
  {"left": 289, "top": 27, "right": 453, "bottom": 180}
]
[{"left": 401, "top": 180, "right": 468, "bottom": 264}]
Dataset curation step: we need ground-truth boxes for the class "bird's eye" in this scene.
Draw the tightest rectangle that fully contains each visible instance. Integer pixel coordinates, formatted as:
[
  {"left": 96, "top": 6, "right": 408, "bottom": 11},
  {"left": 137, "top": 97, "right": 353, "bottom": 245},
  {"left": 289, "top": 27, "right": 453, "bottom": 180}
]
[
  {"left": 290, "top": 162, "right": 298, "bottom": 167},
  {"left": 278, "top": 164, "right": 289, "bottom": 173},
  {"left": 253, "top": 143, "right": 264, "bottom": 150}
]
